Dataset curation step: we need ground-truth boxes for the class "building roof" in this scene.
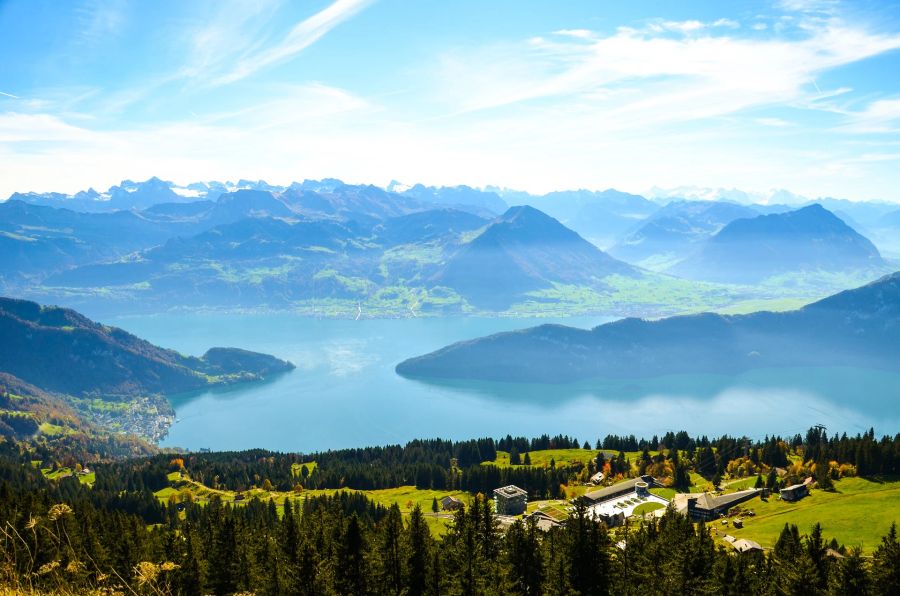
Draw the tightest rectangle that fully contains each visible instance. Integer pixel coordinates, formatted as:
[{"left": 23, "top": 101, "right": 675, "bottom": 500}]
[
  {"left": 494, "top": 485, "right": 527, "bottom": 498},
  {"left": 583, "top": 475, "right": 655, "bottom": 503},
  {"left": 781, "top": 481, "right": 808, "bottom": 492},
  {"left": 692, "top": 489, "right": 761, "bottom": 512},
  {"left": 732, "top": 539, "right": 763, "bottom": 553},
  {"left": 527, "top": 510, "right": 564, "bottom": 531},
  {"left": 440, "top": 495, "right": 462, "bottom": 505}
]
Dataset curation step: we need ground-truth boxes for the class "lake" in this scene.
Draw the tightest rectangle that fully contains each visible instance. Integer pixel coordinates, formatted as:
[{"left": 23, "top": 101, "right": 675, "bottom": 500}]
[{"left": 109, "top": 313, "right": 900, "bottom": 452}]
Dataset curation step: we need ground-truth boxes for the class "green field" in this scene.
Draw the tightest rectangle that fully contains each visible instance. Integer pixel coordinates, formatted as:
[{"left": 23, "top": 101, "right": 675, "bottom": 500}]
[
  {"left": 727, "top": 477, "right": 900, "bottom": 553},
  {"left": 156, "top": 470, "right": 469, "bottom": 534},
  {"left": 291, "top": 461, "right": 318, "bottom": 477},
  {"left": 40, "top": 467, "right": 95, "bottom": 486},
  {"left": 633, "top": 502, "right": 665, "bottom": 516},
  {"left": 488, "top": 448, "right": 599, "bottom": 468}
]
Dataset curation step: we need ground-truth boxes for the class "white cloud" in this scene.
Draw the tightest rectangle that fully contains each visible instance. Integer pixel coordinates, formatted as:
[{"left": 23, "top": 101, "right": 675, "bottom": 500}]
[
  {"left": 712, "top": 18, "right": 740, "bottom": 29},
  {"left": 3, "top": 3, "right": 900, "bottom": 203},
  {"left": 213, "top": 0, "right": 376, "bottom": 85},
  {"left": 755, "top": 117, "right": 792, "bottom": 127},
  {"left": 0, "top": 112, "right": 96, "bottom": 143},
  {"left": 553, "top": 29, "right": 594, "bottom": 40},
  {"left": 841, "top": 98, "right": 900, "bottom": 132},
  {"left": 429, "top": 16, "right": 900, "bottom": 131}
]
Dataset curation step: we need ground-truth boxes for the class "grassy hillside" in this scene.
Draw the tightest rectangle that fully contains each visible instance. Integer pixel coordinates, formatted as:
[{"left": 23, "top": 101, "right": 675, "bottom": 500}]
[
  {"left": 154, "top": 469, "right": 470, "bottom": 535},
  {"left": 726, "top": 476, "right": 900, "bottom": 554}
]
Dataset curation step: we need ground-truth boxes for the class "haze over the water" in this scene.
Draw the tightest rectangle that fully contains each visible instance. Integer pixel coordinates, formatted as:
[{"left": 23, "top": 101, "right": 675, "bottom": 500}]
[{"left": 3, "top": 0, "right": 900, "bottom": 201}]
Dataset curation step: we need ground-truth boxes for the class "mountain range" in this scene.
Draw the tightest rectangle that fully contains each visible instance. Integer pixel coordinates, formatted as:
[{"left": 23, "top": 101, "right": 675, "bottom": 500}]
[
  {"left": 671, "top": 204, "right": 885, "bottom": 283},
  {"left": 3, "top": 176, "right": 898, "bottom": 316},
  {"left": 41, "top": 204, "right": 642, "bottom": 312},
  {"left": 396, "top": 271, "right": 900, "bottom": 384},
  {"left": 609, "top": 200, "right": 760, "bottom": 269}
]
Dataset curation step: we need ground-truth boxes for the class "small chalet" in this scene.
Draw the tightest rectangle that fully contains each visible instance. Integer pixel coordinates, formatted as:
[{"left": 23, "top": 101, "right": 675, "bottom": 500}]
[
  {"left": 780, "top": 477, "right": 813, "bottom": 502},
  {"left": 494, "top": 485, "right": 528, "bottom": 516},
  {"left": 440, "top": 495, "right": 464, "bottom": 511},
  {"left": 732, "top": 538, "right": 763, "bottom": 554}
]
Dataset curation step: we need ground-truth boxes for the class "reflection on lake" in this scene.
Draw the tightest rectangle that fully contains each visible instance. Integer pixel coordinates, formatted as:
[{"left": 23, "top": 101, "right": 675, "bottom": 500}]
[{"left": 107, "top": 313, "right": 900, "bottom": 452}]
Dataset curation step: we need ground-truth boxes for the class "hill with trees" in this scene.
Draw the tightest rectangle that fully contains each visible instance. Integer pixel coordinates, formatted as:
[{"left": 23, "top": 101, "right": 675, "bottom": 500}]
[{"left": 397, "top": 271, "right": 900, "bottom": 383}]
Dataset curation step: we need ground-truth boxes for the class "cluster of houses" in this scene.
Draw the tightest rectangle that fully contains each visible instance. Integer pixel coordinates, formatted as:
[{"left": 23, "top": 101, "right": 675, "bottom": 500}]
[{"left": 464, "top": 472, "right": 816, "bottom": 552}]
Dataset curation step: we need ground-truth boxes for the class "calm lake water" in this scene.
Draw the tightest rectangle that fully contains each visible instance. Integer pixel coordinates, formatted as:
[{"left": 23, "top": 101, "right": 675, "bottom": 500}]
[{"left": 108, "top": 313, "right": 900, "bottom": 452}]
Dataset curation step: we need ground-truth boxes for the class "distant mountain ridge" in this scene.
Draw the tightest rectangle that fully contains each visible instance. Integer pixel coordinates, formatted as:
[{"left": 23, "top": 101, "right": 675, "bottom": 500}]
[
  {"left": 609, "top": 200, "right": 759, "bottom": 268},
  {"left": 517, "top": 189, "right": 659, "bottom": 248},
  {"left": 671, "top": 204, "right": 884, "bottom": 283},
  {"left": 5, "top": 176, "right": 899, "bottom": 316},
  {"left": 396, "top": 271, "right": 900, "bottom": 384},
  {"left": 42, "top": 205, "right": 640, "bottom": 312},
  {"left": 432, "top": 206, "right": 639, "bottom": 309}
]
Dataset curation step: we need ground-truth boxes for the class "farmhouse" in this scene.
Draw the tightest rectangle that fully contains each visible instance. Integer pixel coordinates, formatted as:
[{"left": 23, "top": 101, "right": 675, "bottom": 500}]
[
  {"left": 494, "top": 485, "right": 528, "bottom": 515},
  {"left": 730, "top": 538, "right": 763, "bottom": 554},
  {"left": 441, "top": 495, "right": 464, "bottom": 511},
  {"left": 678, "top": 489, "right": 762, "bottom": 521},
  {"left": 780, "top": 477, "right": 813, "bottom": 502}
]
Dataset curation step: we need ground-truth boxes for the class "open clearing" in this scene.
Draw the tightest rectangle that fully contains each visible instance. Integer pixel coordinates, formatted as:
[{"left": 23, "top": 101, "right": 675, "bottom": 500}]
[{"left": 727, "top": 476, "right": 900, "bottom": 553}]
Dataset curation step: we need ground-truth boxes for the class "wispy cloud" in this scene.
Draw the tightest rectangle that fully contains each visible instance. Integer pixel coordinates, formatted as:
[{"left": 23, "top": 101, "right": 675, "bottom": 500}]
[
  {"left": 0, "top": 112, "right": 97, "bottom": 143},
  {"left": 75, "top": 0, "right": 128, "bottom": 46},
  {"left": 213, "top": 0, "right": 376, "bottom": 85},
  {"left": 3, "top": 1, "right": 900, "bottom": 203},
  {"left": 755, "top": 117, "right": 792, "bottom": 127},
  {"left": 0, "top": 91, "right": 20, "bottom": 99},
  {"left": 430, "top": 15, "right": 900, "bottom": 129},
  {"left": 840, "top": 98, "right": 900, "bottom": 133}
]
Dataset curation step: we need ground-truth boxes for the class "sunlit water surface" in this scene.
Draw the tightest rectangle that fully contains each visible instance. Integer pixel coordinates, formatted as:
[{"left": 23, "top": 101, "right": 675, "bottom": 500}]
[{"left": 107, "top": 313, "right": 900, "bottom": 452}]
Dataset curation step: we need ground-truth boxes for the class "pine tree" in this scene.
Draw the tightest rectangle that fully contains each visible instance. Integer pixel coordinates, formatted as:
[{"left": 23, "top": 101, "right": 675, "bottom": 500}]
[
  {"left": 405, "top": 505, "right": 433, "bottom": 596},
  {"left": 376, "top": 504, "right": 406, "bottom": 594},
  {"left": 828, "top": 546, "right": 870, "bottom": 595},
  {"left": 565, "top": 500, "right": 611, "bottom": 596},
  {"left": 335, "top": 515, "right": 369, "bottom": 596},
  {"left": 504, "top": 518, "right": 544, "bottom": 595},
  {"left": 176, "top": 524, "right": 203, "bottom": 595},
  {"left": 806, "top": 522, "right": 829, "bottom": 591},
  {"left": 872, "top": 522, "right": 900, "bottom": 594}
]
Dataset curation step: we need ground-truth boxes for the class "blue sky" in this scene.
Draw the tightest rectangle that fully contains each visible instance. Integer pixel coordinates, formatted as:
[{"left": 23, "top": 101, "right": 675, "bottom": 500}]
[{"left": 2, "top": 0, "right": 900, "bottom": 201}]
